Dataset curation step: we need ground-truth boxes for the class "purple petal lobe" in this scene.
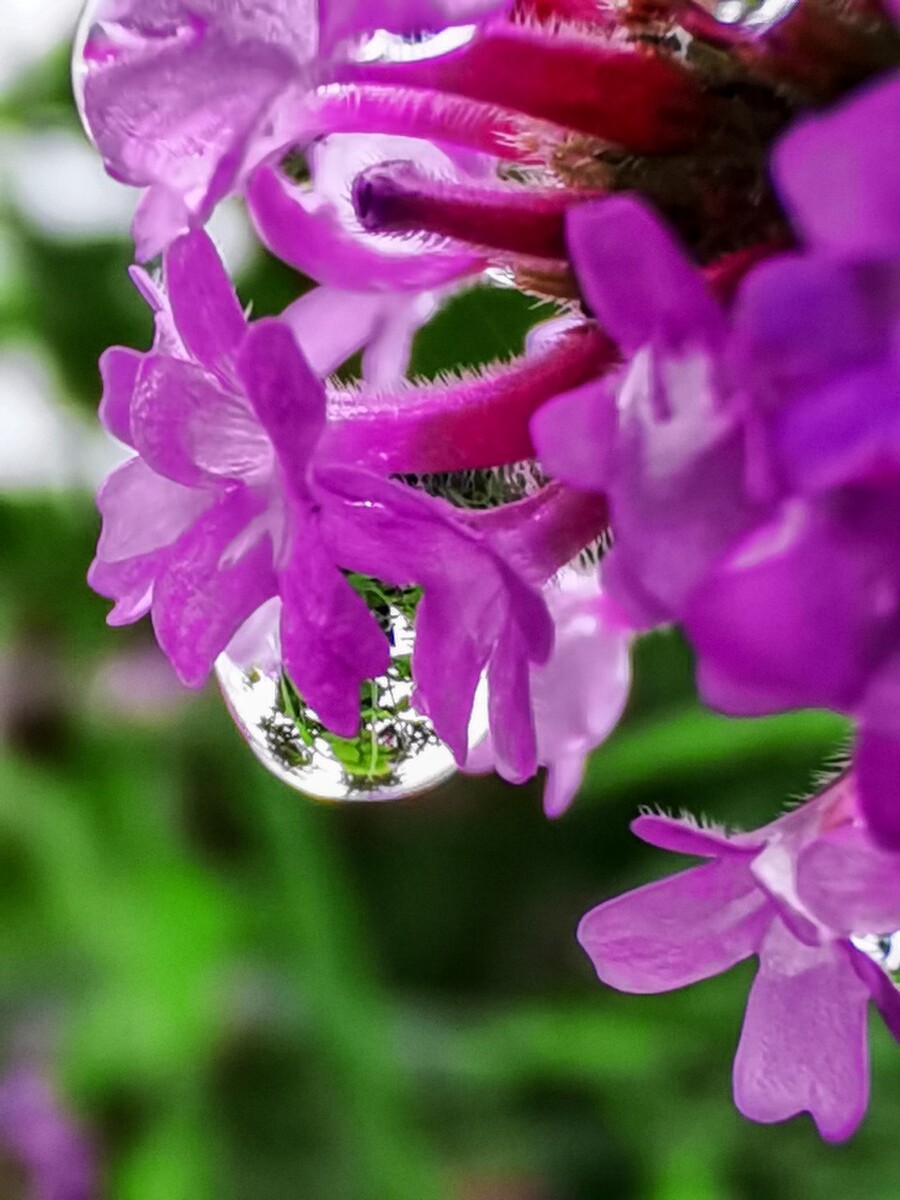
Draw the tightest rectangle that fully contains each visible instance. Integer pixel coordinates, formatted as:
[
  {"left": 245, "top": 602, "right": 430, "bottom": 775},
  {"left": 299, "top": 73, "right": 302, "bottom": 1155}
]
[
  {"left": 152, "top": 488, "right": 277, "bottom": 687},
  {"left": 164, "top": 230, "right": 247, "bottom": 372},
  {"left": 567, "top": 197, "right": 724, "bottom": 355},
  {"left": 797, "top": 824, "right": 900, "bottom": 935},
  {"left": 856, "top": 729, "right": 900, "bottom": 850},
  {"left": 733, "top": 920, "right": 870, "bottom": 1142},
  {"left": 531, "top": 377, "right": 617, "bottom": 493},
  {"left": 773, "top": 75, "right": 900, "bottom": 254},
  {"left": 88, "top": 549, "right": 165, "bottom": 626},
  {"left": 95, "top": 456, "right": 212, "bottom": 563},
  {"left": 98, "top": 346, "right": 141, "bottom": 445},
  {"left": 132, "top": 357, "right": 271, "bottom": 487},
  {"left": 686, "top": 499, "right": 880, "bottom": 715},
  {"left": 632, "top": 813, "right": 756, "bottom": 857},
  {"left": 578, "top": 858, "right": 767, "bottom": 993},
  {"left": 278, "top": 519, "right": 390, "bottom": 738},
  {"left": 236, "top": 319, "right": 325, "bottom": 489}
]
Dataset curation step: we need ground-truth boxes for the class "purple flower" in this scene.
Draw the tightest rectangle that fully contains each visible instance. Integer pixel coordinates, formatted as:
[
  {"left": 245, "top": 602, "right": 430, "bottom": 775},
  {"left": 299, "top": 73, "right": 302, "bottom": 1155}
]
[
  {"left": 91, "top": 227, "right": 551, "bottom": 755},
  {"left": 681, "top": 76, "right": 900, "bottom": 842},
  {"left": 0, "top": 1070, "right": 95, "bottom": 1200},
  {"left": 532, "top": 196, "right": 769, "bottom": 629},
  {"left": 246, "top": 133, "right": 487, "bottom": 293},
  {"left": 466, "top": 570, "right": 632, "bottom": 813},
  {"left": 535, "top": 73, "right": 900, "bottom": 843},
  {"left": 75, "top": 0, "right": 509, "bottom": 257},
  {"left": 319, "top": 0, "right": 511, "bottom": 54},
  {"left": 578, "top": 777, "right": 900, "bottom": 1140}
]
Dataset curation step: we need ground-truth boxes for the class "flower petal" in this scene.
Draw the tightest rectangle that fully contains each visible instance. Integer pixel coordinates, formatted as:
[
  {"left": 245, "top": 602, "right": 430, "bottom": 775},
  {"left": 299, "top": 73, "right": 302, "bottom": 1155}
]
[
  {"left": 88, "top": 549, "right": 165, "bottom": 626},
  {"left": 733, "top": 920, "right": 870, "bottom": 1142},
  {"left": 856, "top": 728, "right": 900, "bottom": 850},
  {"left": 530, "top": 377, "right": 617, "bottom": 493},
  {"left": 132, "top": 356, "right": 272, "bottom": 487},
  {"left": 163, "top": 230, "right": 247, "bottom": 374},
  {"left": 796, "top": 823, "right": 900, "bottom": 935},
  {"left": 773, "top": 75, "right": 900, "bottom": 254},
  {"left": 578, "top": 858, "right": 768, "bottom": 993},
  {"left": 95, "top": 456, "right": 213, "bottom": 563},
  {"left": 567, "top": 197, "right": 724, "bottom": 355},
  {"left": 247, "top": 165, "right": 483, "bottom": 292},
  {"left": 686, "top": 499, "right": 884, "bottom": 716},
  {"left": 236, "top": 319, "right": 325, "bottom": 490},
  {"left": 632, "top": 813, "right": 756, "bottom": 857},
  {"left": 151, "top": 488, "right": 277, "bottom": 687},
  {"left": 98, "top": 346, "right": 141, "bottom": 445},
  {"left": 278, "top": 515, "right": 390, "bottom": 738}
]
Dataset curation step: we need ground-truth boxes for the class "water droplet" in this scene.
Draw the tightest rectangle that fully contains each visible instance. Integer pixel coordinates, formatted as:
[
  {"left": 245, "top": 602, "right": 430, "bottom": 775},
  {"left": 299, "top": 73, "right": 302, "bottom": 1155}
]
[
  {"left": 852, "top": 932, "right": 900, "bottom": 980},
  {"left": 689, "top": 0, "right": 799, "bottom": 32},
  {"left": 216, "top": 606, "right": 461, "bottom": 802},
  {"left": 72, "top": 1, "right": 205, "bottom": 138},
  {"left": 354, "top": 25, "right": 478, "bottom": 64}
]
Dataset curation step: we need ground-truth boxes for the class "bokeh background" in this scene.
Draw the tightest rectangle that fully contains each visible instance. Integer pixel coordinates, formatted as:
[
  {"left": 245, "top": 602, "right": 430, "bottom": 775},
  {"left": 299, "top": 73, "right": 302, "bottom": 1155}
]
[{"left": 0, "top": 7, "right": 896, "bottom": 1198}]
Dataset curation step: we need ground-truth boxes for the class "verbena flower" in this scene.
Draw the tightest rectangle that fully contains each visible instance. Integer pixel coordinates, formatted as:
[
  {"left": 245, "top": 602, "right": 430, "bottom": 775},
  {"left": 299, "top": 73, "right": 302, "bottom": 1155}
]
[
  {"left": 75, "top": 0, "right": 509, "bottom": 257},
  {"left": 534, "top": 67, "right": 900, "bottom": 841},
  {"left": 467, "top": 571, "right": 632, "bottom": 815},
  {"left": 90, "top": 227, "right": 555, "bottom": 766},
  {"left": 578, "top": 776, "right": 900, "bottom": 1140},
  {"left": 78, "top": 0, "right": 900, "bottom": 1141}
]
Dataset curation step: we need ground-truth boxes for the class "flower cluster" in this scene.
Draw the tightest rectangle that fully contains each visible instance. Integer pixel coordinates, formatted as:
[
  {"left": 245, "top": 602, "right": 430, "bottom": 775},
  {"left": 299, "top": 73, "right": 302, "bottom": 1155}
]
[{"left": 77, "top": 0, "right": 900, "bottom": 1140}]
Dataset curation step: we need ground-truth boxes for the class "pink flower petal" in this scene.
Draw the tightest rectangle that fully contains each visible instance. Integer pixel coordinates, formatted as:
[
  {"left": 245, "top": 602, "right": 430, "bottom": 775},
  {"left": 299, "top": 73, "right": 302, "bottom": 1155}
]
[
  {"left": 530, "top": 377, "right": 617, "bottom": 493},
  {"left": 98, "top": 346, "right": 141, "bottom": 445},
  {"left": 151, "top": 488, "right": 278, "bottom": 687},
  {"left": 567, "top": 197, "right": 724, "bottom": 355},
  {"left": 163, "top": 230, "right": 248, "bottom": 375},
  {"left": 856, "top": 728, "right": 900, "bottom": 850},
  {"left": 95, "top": 456, "right": 212, "bottom": 563},
  {"left": 796, "top": 823, "right": 900, "bottom": 935},
  {"left": 132, "top": 356, "right": 272, "bottom": 487},
  {"left": 247, "top": 165, "right": 483, "bottom": 292},
  {"left": 278, "top": 520, "right": 391, "bottom": 738},
  {"left": 236, "top": 319, "right": 326, "bottom": 490},
  {"left": 578, "top": 858, "right": 769, "bottom": 993},
  {"left": 733, "top": 920, "right": 870, "bottom": 1142},
  {"left": 773, "top": 74, "right": 900, "bottom": 254},
  {"left": 631, "top": 813, "right": 758, "bottom": 858}
]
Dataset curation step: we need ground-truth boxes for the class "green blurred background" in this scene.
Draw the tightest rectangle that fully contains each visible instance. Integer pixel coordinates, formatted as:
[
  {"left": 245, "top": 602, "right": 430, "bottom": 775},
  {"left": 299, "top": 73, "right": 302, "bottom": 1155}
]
[{"left": 0, "top": 11, "right": 895, "bottom": 1199}]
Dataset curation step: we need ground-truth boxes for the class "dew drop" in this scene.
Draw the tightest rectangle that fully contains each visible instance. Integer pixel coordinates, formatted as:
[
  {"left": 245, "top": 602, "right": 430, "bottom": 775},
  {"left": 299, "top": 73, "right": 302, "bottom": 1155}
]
[
  {"left": 689, "top": 0, "right": 799, "bottom": 32},
  {"left": 851, "top": 931, "right": 900, "bottom": 981},
  {"left": 216, "top": 604, "right": 463, "bottom": 802},
  {"left": 72, "top": 1, "right": 205, "bottom": 139},
  {"left": 354, "top": 25, "right": 478, "bottom": 64}
]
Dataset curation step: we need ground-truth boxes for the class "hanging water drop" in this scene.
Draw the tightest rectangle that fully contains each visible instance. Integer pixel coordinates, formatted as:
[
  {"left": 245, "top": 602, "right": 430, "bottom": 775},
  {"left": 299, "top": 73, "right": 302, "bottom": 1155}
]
[
  {"left": 851, "top": 932, "right": 900, "bottom": 982},
  {"left": 689, "top": 0, "right": 799, "bottom": 32},
  {"left": 354, "top": 25, "right": 478, "bottom": 65},
  {"left": 215, "top": 597, "right": 464, "bottom": 802},
  {"left": 72, "top": 0, "right": 205, "bottom": 138}
]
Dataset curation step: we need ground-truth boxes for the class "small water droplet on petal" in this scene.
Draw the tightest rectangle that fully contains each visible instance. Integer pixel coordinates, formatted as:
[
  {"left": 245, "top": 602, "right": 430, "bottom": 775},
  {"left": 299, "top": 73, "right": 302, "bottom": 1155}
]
[
  {"left": 354, "top": 25, "right": 478, "bottom": 64},
  {"left": 689, "top": 0, "right": 799, "bottom": 32},
  {"left": 852, "top": 931, "right": 900, "bottom": 981}
]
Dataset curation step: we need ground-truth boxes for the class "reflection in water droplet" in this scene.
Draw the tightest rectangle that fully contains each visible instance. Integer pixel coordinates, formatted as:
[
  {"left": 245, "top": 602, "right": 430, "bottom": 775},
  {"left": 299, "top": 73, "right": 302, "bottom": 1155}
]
[
  {"left": 216, "top": 607, "right": 462, "bottom": 802},
  {"left": 72, "top": 0, "right": 104, "bottom": 132},
  {"left": 689, "top": 0, "right": 799, "bottom": 32},
  {"left": 852, "top": 932, "right": 900, "bottom": 981},
  {"left": 354, "top": 25, "right": 477, "bottom": 64},
  {"left": 73, "top": 1, "right": 205, "bottom": 137}
]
